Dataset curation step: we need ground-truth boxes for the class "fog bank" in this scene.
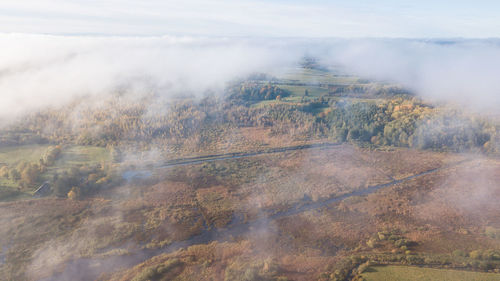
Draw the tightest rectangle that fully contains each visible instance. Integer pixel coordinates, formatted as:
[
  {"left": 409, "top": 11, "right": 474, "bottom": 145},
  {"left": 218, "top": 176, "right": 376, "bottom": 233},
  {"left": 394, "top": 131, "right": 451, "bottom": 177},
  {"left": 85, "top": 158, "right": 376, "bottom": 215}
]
[{"left": 1, "top": 35, "right": 500, "bottom": 120}]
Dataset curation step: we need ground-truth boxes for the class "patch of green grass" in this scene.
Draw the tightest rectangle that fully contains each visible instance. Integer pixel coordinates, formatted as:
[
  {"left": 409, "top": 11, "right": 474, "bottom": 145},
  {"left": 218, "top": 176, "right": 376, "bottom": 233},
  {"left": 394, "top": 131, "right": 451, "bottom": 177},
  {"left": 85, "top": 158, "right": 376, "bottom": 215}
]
[
  {"left": 279, "top": 85, "right": 329, "bottom": 97},
  {"left": 362, "top": 265, "right": 500, "bottom": 281},
  {"left": 0, "top": 145, "right": 51, "bottom": 165},
  {"left": 0, "top": 185, "right": 27, "bottom": 201},
  {"left": 282, "top": 95, "right": 304, "bottom": 102},
  {"left": 0, "top": 177, "right": 18, "bottom": 189},
  {"left": 45, "top": 145, "right": 110, "bottom": 178},
  {"left": 0, "top": 145, "right": 109, "bottom": 171},
  {"left": 56, "top": 146, "right": 110, "bottom": 166},
  {"left": 280, "top": 68, "right": 360, "bottom": 84},
  {"left": 251, "top": 99, "right": 281, "bottom": 108}
]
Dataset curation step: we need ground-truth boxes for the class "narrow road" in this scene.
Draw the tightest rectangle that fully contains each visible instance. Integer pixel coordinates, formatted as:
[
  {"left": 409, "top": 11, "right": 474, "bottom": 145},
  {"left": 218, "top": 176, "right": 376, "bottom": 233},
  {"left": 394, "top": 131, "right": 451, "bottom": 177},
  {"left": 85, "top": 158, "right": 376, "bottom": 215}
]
[{"left": 159, "top": 142, "right": 341, "bottom": 168}]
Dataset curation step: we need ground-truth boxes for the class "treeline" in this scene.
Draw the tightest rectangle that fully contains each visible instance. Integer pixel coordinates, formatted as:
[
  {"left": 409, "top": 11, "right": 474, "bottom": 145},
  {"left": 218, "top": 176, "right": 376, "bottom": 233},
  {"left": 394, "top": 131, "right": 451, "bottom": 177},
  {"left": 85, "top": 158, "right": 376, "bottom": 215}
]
[
  {"left": 228, "top": 83, "right": 290, "bottom": 103},
  {"left": 7, "top": 95, "right": 321, "bottom": 146},
  {"left": 328, "top": 85, "right": 412, "bottom": 99},
  {"left": 2, "top": 87, "right": 500, "bottom": 154}
]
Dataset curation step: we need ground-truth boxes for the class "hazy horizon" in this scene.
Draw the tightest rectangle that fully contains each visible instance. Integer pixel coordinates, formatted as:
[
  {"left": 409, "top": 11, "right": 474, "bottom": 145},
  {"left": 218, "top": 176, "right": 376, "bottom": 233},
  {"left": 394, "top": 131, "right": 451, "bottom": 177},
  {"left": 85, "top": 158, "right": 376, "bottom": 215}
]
[{"left": 2, "top": 0, "right": 500, "bottom": 38}]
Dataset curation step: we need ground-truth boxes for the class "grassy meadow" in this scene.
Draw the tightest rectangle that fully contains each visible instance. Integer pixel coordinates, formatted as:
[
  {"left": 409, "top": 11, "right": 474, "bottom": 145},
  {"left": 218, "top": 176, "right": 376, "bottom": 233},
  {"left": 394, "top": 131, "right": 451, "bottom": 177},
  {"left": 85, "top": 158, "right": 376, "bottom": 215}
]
[{"left": 362, "top": 265, "right": 500, "bottom": 281}]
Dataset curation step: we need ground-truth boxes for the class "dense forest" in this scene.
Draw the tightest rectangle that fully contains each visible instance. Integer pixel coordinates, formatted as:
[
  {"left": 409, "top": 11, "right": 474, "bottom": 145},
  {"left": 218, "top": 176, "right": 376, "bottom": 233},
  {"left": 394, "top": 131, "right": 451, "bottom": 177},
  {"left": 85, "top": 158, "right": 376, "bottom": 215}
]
[{"left": 1, "top": 82, "right": 499, "bottom": 154}]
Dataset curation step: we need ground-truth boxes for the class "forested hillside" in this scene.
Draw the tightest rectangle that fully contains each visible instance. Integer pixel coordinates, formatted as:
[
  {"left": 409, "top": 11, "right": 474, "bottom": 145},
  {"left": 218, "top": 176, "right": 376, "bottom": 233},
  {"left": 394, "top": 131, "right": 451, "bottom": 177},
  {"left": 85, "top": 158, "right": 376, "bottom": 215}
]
[{"left": 2, "top": 80, "right": 498, "bottom": 154}]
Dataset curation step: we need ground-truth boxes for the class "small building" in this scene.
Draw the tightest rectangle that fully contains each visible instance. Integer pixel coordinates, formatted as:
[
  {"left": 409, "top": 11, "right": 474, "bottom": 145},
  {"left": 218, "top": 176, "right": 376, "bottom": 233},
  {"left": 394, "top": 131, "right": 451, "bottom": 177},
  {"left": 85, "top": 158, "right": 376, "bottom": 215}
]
[{"left": 33, "top": 182, "right": 51, "bottom": 198}]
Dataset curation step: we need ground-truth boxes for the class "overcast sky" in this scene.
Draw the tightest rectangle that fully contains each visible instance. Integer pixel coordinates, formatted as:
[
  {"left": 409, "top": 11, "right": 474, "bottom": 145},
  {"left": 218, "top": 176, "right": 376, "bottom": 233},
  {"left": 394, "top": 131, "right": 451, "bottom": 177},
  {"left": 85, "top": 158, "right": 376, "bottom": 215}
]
[{"left": 1, "top": 0, "right": 500, "bottom": 38}]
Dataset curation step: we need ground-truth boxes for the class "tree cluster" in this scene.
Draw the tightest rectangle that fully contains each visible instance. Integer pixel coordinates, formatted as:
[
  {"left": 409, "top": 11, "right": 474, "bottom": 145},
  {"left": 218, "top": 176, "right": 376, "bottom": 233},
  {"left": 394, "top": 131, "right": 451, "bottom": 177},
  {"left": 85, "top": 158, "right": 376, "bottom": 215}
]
[
  {"left": 52, "top": 164, "right": 119, "bottom": 199},
  {"left": 228, "top": 83, "right": 290, "bottom": 102}
]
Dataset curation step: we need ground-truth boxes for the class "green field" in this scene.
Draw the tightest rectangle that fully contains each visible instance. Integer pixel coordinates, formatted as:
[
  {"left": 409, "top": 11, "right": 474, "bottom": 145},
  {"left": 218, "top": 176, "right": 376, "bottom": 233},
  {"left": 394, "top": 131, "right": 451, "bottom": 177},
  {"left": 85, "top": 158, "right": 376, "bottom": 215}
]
[
  {"left": 280, "top": 67, "right": 361, "bottom": 84},
  {"left": 249, "top": 66, "right": 389, "bottom": 109},
  {"left": 362, "top": 266, "right": 500, "bottom": 281},
  {"left": 0, "top": 144, "right": 110, "bottom": 172},
  {"left": 0, "top": 185, "right": 25, "bottom": 201},
  {"left": 53, "top": 145, "right": 110, "bottom": 169},
  {"left": 0, "top": 144, "right": 51, "bottom": 165},
  {"left": 42, "top": 145, "right": 110, "bottom": 181},
  {"left": 279, "top": 85, "right": 329, "bottom": 97}
]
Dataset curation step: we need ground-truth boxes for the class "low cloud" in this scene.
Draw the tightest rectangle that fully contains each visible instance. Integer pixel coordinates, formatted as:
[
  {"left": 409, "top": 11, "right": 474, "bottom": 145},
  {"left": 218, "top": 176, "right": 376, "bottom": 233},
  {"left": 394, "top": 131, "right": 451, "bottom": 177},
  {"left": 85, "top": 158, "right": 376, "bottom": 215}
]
[
  {"left": 324, "top": 39, "right": 500, "bottom": 111},
  {"left": 0, "top": 34, "right": 298, "bottom": 120},
  {"left": 2, "top": 35, "right": 500, "bottom": 122}
]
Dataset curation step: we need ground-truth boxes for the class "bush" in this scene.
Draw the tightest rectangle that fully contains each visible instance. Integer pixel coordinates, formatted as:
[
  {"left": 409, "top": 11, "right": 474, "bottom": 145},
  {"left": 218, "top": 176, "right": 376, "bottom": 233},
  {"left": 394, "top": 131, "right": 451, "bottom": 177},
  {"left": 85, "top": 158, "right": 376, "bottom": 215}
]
[
  {"left": 42, "top": 145, "right": 62, "bottom": 166},
  {"left": 0, "top": 166, "right": 9, "bottom": 178},
  {"left": 452, "top": 250, "right": 466, "bottom": 257},
  {"left": 405, "top": 255, "right": 423, "bottom": 265},
  {"left": 67, "top": 187, "right": 80, "bottom": 200},
  {"left": 9, "top": 169, "right": 20, "bottom": 181},
  {"left": 377, "top": 232, "right": 387, "bottom": 240},
  {"left": 394, "top": 239, "right": 409, "bottom": 248},
  {"left": 482, "top": 250, "right": 500, "bottom": 261},
  {"left": 131, "top": 259, "right": 181, "bottom": 281},
  {"left": 19, "top": 162, "right": 41, "bottom": 187},
  {"left": 470, "top": 250, "right": 483, "bottom": 260},
  {"left": 366, "top": 239, "right": 378, "bottom": 248}
]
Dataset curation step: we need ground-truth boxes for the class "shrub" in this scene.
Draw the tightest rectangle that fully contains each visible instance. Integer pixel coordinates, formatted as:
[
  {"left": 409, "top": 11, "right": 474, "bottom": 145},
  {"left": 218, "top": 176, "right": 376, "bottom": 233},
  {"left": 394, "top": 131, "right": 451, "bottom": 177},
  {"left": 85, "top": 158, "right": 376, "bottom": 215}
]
[
  {"left": 9, "top": 169, "right": 20, "bottom": 181},
  {"left": 42, "top": 145, "right": 62, "bottom": 166},
  {"left": 470, "top": 250, "right": 483, "bottom": 260},
  {"left": 405, "top": 255, "right": 423, "bottom": 264},
  {"left": 377, "top": 232, "right": 387, "bottom": 240},
  {"left": 366, "top": 239, "right": 378, "bottom": 248},
  {"left": 131, "top": 258, "right": 181, "bottom": 281},
  {"left": 452, "top": 250, "right": 466, "bottom": 257},
  {"left": 67, "top": 187, "right": 80, "bottom": 200},
  {"left": 0, "top": 166, "right": 9, "bottom": 178},
  {"left": 483, "top": 250, "right": 500, "bottom": 261},
  {"left": 394, "top": 239, "right": 409, "bottom": 248}
]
